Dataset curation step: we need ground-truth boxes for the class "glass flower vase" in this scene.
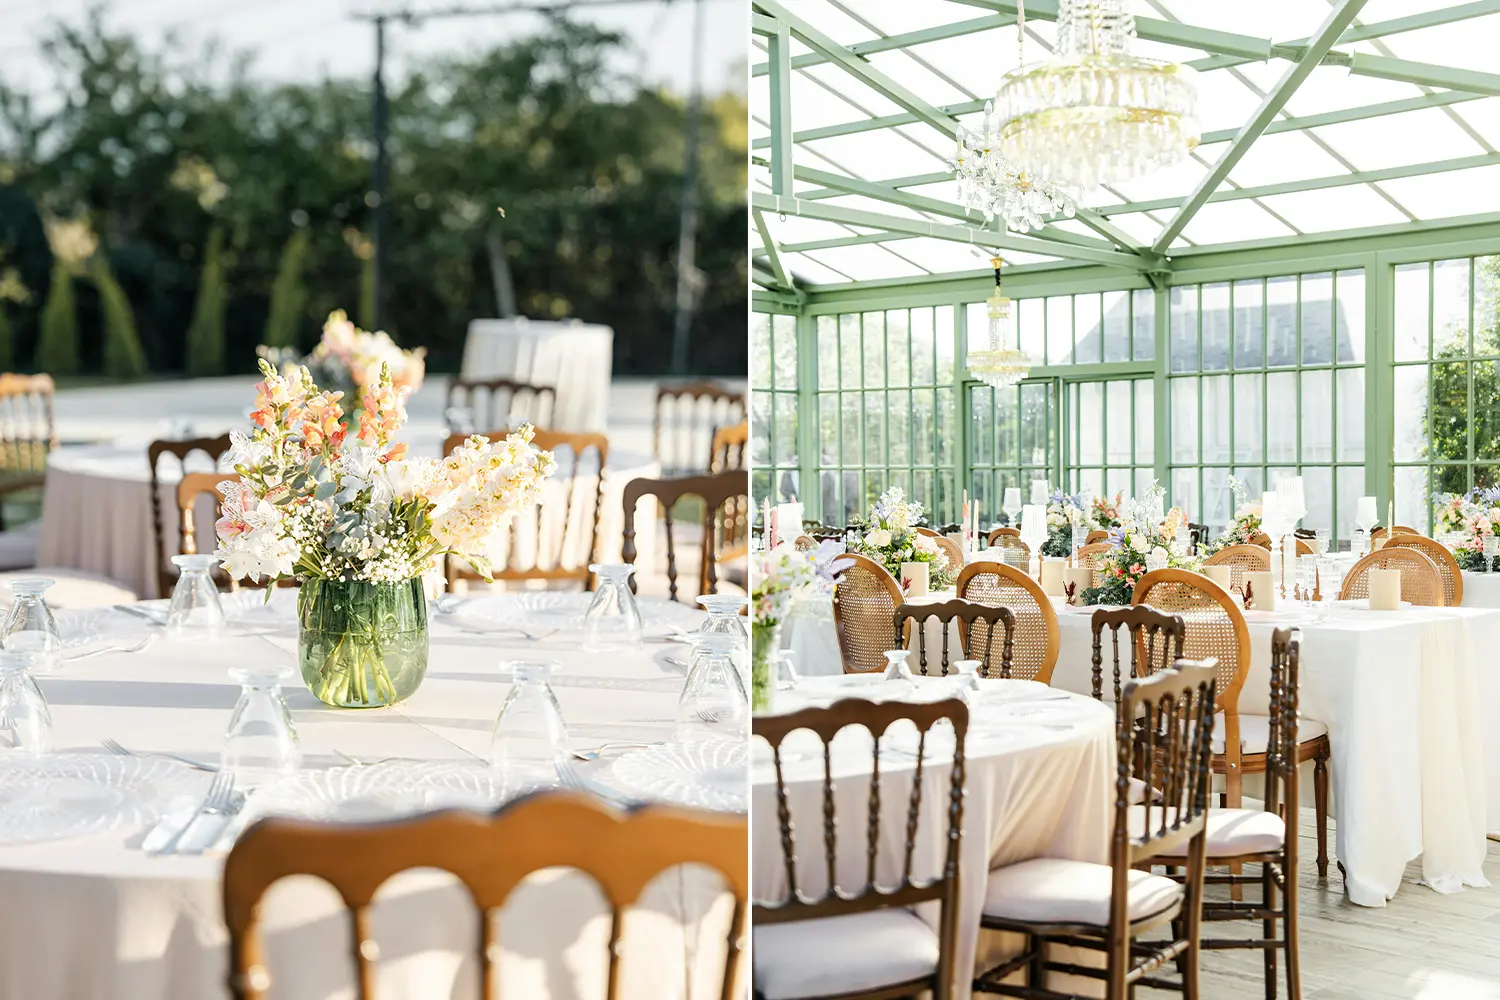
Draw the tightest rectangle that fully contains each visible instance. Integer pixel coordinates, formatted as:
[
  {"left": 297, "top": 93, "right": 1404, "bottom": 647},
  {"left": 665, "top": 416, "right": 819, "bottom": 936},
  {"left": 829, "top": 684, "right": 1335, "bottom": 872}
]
[
  {"left": 750, "top": 622, "right": 778, "bottom": 714},
  {"left": 298, "top": 578, "right": 428, "bottom": 708}
]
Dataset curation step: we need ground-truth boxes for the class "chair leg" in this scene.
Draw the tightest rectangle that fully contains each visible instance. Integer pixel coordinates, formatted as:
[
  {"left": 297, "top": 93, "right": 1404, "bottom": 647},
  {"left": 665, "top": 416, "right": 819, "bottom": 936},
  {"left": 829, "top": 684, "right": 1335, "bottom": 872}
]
[
  {"left": 1285, "top": 861, "right": 1303, "bottom": 1000},
  {"left": 1181, "top": 930, "right": 1200, "bottom": 1000},
  {"left": 1227, "top": 766, "right": 1244, "bottom": 900},
  {"left": 1314, "top": 754, "right": 1330, "bottom": 878},
  {"left": 1028, "top": 932, "right": 1045, "bottom": 988},
  {"left": 1263, "top": 863, "right": 1278, "bottom": 1000}
]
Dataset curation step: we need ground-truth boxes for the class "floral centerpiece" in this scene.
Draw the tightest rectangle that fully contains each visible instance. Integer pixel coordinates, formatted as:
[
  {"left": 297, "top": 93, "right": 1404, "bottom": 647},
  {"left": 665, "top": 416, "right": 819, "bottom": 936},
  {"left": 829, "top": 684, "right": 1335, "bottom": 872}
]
[
  {"left": 1040, "top": 490, "right": 1090, "bottom": 557},
  {"left": 1090, "top": 492, "right": 1124, "bottom": 531},
  {"left": 1201, "top": 476, "right": 1262, "bottom": 556},
  {"left": 1435, "top": 488, "right": 1500, "bottom": 571},
  {"left": 1079, "top": 483, "right": 1197, "bottom": 606},
  {"left": 750, "top": 541, "right": 848, "bottom": 712},
  {"left": 215, "top": 359, "right": 554, "bottom": 707},
  {"left": 847, "top": 487, "right": 954, "bottom": 590},
  {"left": 259, "top": 309, "right": 426, "bottom": 402}
]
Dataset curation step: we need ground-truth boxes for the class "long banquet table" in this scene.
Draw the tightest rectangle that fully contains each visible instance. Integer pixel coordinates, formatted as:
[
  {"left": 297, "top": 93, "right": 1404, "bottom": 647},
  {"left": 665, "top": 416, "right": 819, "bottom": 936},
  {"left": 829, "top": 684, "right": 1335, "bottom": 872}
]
[
  {"left": 785, "top": 589, "right": 1500, "bottom": 907},
  {"left": 0, "top": 591, "right": 739, "bottom": 1000}
]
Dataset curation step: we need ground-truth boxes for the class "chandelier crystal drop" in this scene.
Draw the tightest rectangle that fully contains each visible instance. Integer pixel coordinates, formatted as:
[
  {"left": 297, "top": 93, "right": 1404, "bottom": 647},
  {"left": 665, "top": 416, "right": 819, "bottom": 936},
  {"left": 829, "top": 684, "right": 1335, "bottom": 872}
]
[
  {"left": 954, "top": 102, "right": 1078, "bottom": 233},
  {"left": 994, "top": 0, "right": 1199, "bottom": 192},
  {"left": 965, "top": 257, "right": 1031, "bottom": 390}
]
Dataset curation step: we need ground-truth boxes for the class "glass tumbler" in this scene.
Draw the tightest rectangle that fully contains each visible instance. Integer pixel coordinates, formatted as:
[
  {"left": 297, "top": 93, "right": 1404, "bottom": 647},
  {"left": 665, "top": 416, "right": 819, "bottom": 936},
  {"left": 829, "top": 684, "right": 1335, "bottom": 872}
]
[
  {"left": 583, "top": 564, "right": 643, "bottom": 652},
  {"left": 224, "top": 665, "right": 301, "bottom": 786},
  {"left": 676, "top": 632, "right": 749, "bottom": 740},
  {"left": 0, "top": 651, "right": 50, "bottom": 755},
  {"left": 490, "top": 661, "right": 568, "bottom": 786},
  {"left": 697, "top": 593, "right": 748, "bottom": 682},
  {"left": 167, "top": 555, "right": 226, "bottom": 630},
  {"left": 775, "top": 649, "right": 801, "bottom": 690},
  {"left": 1486, "top": 535, "right": 1499, "bottom": 572},
  {"left": 5, "top": 579, "right": 59, "bottom": 657}
]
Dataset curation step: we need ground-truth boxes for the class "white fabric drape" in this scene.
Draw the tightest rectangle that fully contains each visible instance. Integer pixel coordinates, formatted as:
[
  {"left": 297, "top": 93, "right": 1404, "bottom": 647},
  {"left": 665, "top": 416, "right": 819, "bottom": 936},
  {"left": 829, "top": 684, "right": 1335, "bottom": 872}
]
[{"left": 460, "top": 319, "right": 614, "bottom": 433}]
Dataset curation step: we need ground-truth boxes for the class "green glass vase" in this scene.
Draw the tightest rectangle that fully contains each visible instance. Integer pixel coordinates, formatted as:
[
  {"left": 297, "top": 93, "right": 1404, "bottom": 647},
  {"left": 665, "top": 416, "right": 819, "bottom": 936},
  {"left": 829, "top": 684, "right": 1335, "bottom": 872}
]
[
  {"left": 298, "top": 578, "right": 428, "bottom": 708},
  {"left": 751, "top": 621, "right": 779, "bottom": 714}
]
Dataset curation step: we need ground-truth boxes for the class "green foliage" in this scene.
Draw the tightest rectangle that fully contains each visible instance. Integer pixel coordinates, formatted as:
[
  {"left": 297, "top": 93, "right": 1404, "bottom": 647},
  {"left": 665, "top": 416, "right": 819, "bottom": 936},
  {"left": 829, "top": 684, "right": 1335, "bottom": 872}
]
[
  {"left": 1455, "top": 548, "right": 1499, "bottom": 572},
  {"left": 1080, "top": 576, "right": 1133, "bottom": 607},
  {"left": 0, "top": 304, "right": 12, "bottom": 372},
  {"left": 263, "top": 229, "right": 309, "bottom": 350},
  {"left": 358, "top": 251, "right": 376, "bottom": 334},
  {"left": 186, "top": 226, "right": 226, "bottom": 376},
  {"left": 35, "top": 263, "right": 77, "bottom": 375},
  {"left": 1040, "top": 526, "right": 1074, "bottom": 558},
  {"left": 92, "top": 256, "right": 146, "bottom": 378}
]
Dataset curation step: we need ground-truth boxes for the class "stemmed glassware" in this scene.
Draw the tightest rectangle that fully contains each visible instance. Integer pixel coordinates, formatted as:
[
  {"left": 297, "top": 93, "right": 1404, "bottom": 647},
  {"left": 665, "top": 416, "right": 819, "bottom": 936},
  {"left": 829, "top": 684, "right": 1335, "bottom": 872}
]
[
  {"left": 491, "top": 661, "right": 568, "bottom": 786},
  {"left": 1354, "top": 497, "right": 1378, "bottom": 557},
  {"left": 223, "top": 665, "right": 300, "bottom": 786},
  {"left": 167, "top": 555, "right": 226, "bottom": 630},
  {"left": 583, "top": 564, "right": 643, "bottom": 652},
  {"left": 1486, "top": 536, "right": 1499, "bottom": 573},
  {"left": 5, "top": 579, "right": 59, "bottom": 655},
  {"left": 676, "top": 632, "right": 748, "bottom": 741},
  {"left": 1002, "top": 487, "right": 1022, "bottom": 529},
  {"left": 0, "top": 651, "right": 50, "bottom": 755}
]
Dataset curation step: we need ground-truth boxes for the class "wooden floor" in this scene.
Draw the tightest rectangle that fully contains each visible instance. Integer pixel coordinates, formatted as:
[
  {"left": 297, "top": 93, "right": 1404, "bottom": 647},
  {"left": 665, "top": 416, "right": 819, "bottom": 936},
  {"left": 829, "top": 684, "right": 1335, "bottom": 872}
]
[{"left": 1182, "top": 808, "right": 1500, "bottom": 999}]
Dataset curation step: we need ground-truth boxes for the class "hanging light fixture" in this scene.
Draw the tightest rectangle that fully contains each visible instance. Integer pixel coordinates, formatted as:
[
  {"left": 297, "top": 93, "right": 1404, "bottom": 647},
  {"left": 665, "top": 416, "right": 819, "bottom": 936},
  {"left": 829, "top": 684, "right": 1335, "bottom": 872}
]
[
  {"left": 994, "top": 0, "right": 1199, "bottom": 192},
  {"left": 953, "top": 8, "right": 1076, "bottom": 232},
  {"left": 966, "top": 256, "right": 1031, "bottom": 389}
]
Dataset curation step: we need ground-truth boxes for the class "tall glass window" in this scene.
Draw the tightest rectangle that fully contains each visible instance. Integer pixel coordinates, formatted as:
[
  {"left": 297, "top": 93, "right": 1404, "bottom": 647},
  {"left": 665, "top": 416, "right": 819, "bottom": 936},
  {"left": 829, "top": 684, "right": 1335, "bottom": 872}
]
[{"left": 750, "top": 311, "right": 800, "bottom": 508}]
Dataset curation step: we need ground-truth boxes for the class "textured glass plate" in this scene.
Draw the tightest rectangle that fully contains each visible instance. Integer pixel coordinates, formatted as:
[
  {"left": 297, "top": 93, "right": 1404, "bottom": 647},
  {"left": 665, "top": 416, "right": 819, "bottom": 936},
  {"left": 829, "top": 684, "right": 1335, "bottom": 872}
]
[
  {"left": 0, "top": 754, "right": 207, "bottom": 844},
  {"left": 248, "top": 761, "right": 512, "bottom": 823},
  {"left": 609, "top": 741, "right": 747, "bottom": 812}
]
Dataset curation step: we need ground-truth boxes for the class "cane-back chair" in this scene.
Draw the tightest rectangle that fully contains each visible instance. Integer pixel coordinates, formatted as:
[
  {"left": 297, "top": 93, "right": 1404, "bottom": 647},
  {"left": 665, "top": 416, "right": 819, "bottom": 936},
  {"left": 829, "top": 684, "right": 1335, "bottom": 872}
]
[
  {"left": 955, "top": 561, "right": 1059, "bottom": 684},
  {"left": 985, "top": 528, "right": 1031, "bottom": 564},
  {"left": 1084, "top": 529, "right": 1111, "bottom": 545},
  {"left": 1382, "top": 534, "right": 1463, "bottom": 606},
  {"left": 1073, "top": 542, "right": 1114, "bottom": 586},
  {"left": 1202, "top": 544, "right": 1271, "bottom": 593},
  {"left": 1337, "top": 546, "right": 1445, "bottom": 607},
  {"left": 832, "top": 553, "right": 904, "bottom": 674},
  {"left": 1370, "top": 525, "right": 1419, "bottom": 542},
  {"left": 0, "top": 373, "right": 54, "bottom": 529},
  {"left": 709, "top": 419, "right": 748, "bottom": 472}
]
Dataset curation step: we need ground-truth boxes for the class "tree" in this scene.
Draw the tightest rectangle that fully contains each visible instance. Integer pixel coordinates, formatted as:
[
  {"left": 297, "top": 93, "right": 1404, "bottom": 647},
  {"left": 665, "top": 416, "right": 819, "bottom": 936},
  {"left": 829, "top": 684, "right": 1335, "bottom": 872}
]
[
  {"left": 185, "top": 226, "right": 226, "bottom": 375},
  {"left": 92, "top": 255, "right": 146, "bottom": 378},
  {"left": 262, "top": 228, "right": 308, "bottom": 349},
  {"left": 34, "top": 262, "right": 77, "bottom": 375}
]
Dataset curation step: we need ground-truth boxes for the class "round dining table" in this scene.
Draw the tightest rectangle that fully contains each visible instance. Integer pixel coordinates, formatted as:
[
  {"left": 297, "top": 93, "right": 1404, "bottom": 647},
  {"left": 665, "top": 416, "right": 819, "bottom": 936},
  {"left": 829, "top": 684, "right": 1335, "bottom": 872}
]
[
  {"left": 752, "top": 675, "right": 1113, "bottom": 1000},
  {"left": 36, "top": 440, "right": 660, "bottom": 600},
  {"left": 0, "top": 589, "right": 740, "bottom": 1000}
]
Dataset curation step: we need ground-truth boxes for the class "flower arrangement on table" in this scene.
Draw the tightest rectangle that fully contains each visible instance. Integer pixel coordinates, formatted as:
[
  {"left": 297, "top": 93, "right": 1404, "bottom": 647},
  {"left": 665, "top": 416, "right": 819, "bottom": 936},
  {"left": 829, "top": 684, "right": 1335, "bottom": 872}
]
[
  {"left": 750, "top": 540, "right": 850, "bottom": 711},
  {"left": 1039, "top": 490, "right": 1088, "bottom": 557},
  {"left": 1434, "top": 487, "right": 1500, "bottom": 571},
  {"left": 215, "top": 359, "right": 555, "bottom": 707},
  {"left": 847, "top": 487, "right": 954, "bottom": 590},
  {"left": 1078, "top": 484, "right": 1197, "bottom": 606},
  {"left": 259, "top": 309, "right": 426, "bottom": 401},
  {"left": 1090, "top": 492, "right": 1124, "bottom": 531},
  {"left": 1200, "top": 476, "right": 1263, "bottom": 557}
]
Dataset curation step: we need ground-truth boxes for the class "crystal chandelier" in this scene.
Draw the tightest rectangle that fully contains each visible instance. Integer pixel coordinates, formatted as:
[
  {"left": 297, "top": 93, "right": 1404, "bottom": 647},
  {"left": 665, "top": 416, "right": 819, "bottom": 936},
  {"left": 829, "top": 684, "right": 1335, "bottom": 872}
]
[
  {"left": 994, "top": 0, "right": 1199, "bottom": 192},
  {"left": 966, "top": 257, "right": 1031, "bottom": 389}
]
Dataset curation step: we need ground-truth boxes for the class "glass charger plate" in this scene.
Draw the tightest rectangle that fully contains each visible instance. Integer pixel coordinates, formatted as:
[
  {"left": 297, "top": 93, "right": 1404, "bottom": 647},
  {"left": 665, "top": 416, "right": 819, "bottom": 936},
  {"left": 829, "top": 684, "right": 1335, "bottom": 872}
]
[
  {"left": 0, "top": 754, "right": 207, "bottom": 845},
  {"left": 457, "top": 593, "right": 705, "bottom": 637},
  {"left": 608, "top": 741, "right": 747, "bottom": 813},
  {"left": 249, "top": 761, "right": 511, "bottom": 823}
]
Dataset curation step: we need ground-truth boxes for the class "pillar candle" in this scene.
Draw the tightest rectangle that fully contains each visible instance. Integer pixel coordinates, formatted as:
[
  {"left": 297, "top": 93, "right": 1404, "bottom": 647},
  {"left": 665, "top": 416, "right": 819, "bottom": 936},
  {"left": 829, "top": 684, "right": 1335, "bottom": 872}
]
[
  {"left": 1245, "top": 571, "right": 1276, "bottom": 611},
  {"left": 900, "top": 562, "right": 929, "bottom": 597},
  {"left": 1368, "top": 568, "right": 1401, "bottom": 610},
  {"left": 1039, "top": 557, "right": 1065, "bottom": 596},
  {"left": 1203, "top": 565, "right": 1233, "bottom": 591},
  {"left": 1063, "top": 566, "right": 1092, "bottom": 604}
]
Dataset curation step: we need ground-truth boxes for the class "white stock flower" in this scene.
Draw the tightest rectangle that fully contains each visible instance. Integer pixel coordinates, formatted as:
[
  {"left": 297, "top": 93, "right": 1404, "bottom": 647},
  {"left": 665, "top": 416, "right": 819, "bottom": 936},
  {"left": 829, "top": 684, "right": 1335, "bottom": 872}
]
[{"left": 866, "top": 528, "right": 892, "bottom": 548}]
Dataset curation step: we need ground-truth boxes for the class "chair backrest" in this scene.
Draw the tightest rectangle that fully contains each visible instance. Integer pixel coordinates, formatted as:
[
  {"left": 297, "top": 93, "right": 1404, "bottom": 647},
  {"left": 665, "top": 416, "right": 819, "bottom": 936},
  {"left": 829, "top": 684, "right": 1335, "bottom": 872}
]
[
  {"left": 0, "top": 373, "right": 54, "bottom": 478},
  {"left": 933, "top": 534, "right": 963, "bottom": 573},
  {"left": 1248, "top": 532, "right": 1272, "bottom": 548},
  {"left": 1383, "top": 534, "right": 1463, "bottom": 606},
  {"left": 1130, "top": 569, "right": 1250, "bottom": 719},
  {"left": 1202, "top": 543, "right": 1271, "bottom": 592},
  {"left": 752, "top": 698, "right": 967, "bottom": 985},
  {"left": 894, "top": 598, "right": 1015, "bottom": 678},
  {"left": 984, "top": 529, "right": 1030, "bottom": 561},
  {"left": 621, "top": 470, "right": 748, "bottom": 602},
  {"left": 1338, "top": 546, "right": 1445, "bottom": 606},
  {"left": 954, "top": 561, "right": 1059, "bottom": 684},
  {"left": 177, "top": 472, "right": 235, "bottom": 558},
  {"left": 150, "top": 434, "right": 234, "bottom": 599},
  {"left": 1186, "top": 522, "right": 1210, "bottom": 553},
  {"left": 653, "top": 381, "right": 745, "bottom": 475},
  {"left": 1089, "top": 605, "right": 1185, "bottom": 705},
  {"left": 986, "top": 526, "right": 1019, "bottom": 544},
  {"left": 832, "top": 553, "right": 904, "bottom": 673},
  {"left": 1371, "top": 525, "right": 1420, "bottom": 541},
  {"left": 1264, "top": 629, "right": 1301, "bottom": 836},
  {"left": 1084, "top": 529, "right": 1110, "bottom": 545},
  {"left": 444, "top": 376, "right": 556, "bottom": 433},
  {"left": 804, "top": 522, "right": 844, "bottom": 542},
  {"left": 708, "top": 419, "right": 748, "bottom": 472},
  {"left": 441, "top": 429, "right": 608, "bottom": 589},
  {"left": 1073, "top": 542, "right": 1114, "bottom": 585},
  {"left": 792, "top": 535, "right": 818, "bottom": 552},
  {"left": 223, "top": 791, "right": 747, "bottom": 1000}
]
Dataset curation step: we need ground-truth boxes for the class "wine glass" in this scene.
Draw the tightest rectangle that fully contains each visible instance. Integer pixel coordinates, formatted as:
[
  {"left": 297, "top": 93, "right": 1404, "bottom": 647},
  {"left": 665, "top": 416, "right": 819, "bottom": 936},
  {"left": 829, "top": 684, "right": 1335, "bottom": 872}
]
[
  {"left": 491, "top": 661, "right": 568, "bottom": 786},
  {"left": 0, "top": 651, "right": 50, "bottom": 755},
  {"left": 582, "top": 564, "right": 643, "bottom": 652},
  {"left": 676, "top": 632, "right": 748, "bottom": 741},
  {"left": 5, "top": 579, "right": 59, "bottom": 656},
  {"left": 1486, "top": 535, "right": 1499, "bottom": 573},
  {"left": 167, "top": 556, "right": 226, "bottom": 630},
  {"left": 1002, "top": 487, "right": 1022, "bottom": 528},
  {"left": 223, "top": 665, "right": 300, "bottom": 786},
  {"left": 1314, "top": 528, "right": 1330, "bottom": 555}
]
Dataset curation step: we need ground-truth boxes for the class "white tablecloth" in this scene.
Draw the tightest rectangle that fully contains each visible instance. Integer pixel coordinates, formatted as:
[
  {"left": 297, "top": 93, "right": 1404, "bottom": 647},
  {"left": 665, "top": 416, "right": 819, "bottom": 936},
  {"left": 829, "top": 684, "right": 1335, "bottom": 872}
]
[
  {"left": 461, "top": 319, "right": 614, "bottom": 433},
  {"left": 1461, "top": 570, "right": 1500, "bottom": 608},
  {"left": 752, "top": 677, "right": 1113, "bottom": 1000},
  {"left": 37, "top": 441, "right": 659, "bottom": 600},
  {"left": 0, "top": 592, "right": 739, "bottom": 1000},
  {"left": 788, "top": 591, "right": 1499, "bottom": 907}
]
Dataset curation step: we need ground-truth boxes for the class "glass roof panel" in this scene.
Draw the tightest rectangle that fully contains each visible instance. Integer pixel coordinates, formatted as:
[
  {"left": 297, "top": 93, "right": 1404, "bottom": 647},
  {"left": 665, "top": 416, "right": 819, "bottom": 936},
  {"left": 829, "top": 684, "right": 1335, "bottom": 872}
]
[
  {"left": 1177, "top": 200, "right": 1297, "bottom": 247},
  {"left": 1224, "top": 130, "right": 1348, "bottom": 186},
  {"left": 840, "top": 0, "right": 986, "bottom": 36},
  {"left": 796, "top": 63, "right": 907, "bottom": 119},
  {"left": 1255, "top": 185, "right": 1410, "bottom": 234},
  {"left": 1279, "top": 64, "right": 1425, "bottom": 118},
  {"left": 1377, "top": 164, "right": 1500, "bottom": 221},
  {"left": 766, "top": 215, "right": 862, "bottom": 246},
  {"left": 894, "top": 238, "right": 1006, "bottom": 274},
  {"left": 1153, "top": 0, "right": 1328, "bottom": 42},
  {"left": 800, "top": 131, "right": 948, "bottom": 178},
  {"left": 1378, "top": 13, "right": 1500, "bottom": 76},
  {"left": 799, "top": 243, "right": 926, "bottom": 281},
  {"left": 781, "top": 251, "right": 859, "bottom": 285},
  {"left": 1435, "top": 97, "right": 1500, "bottom": 152},
  {"left": 1309, "top": 107, "right": 1485, "bottom": 172},
  {"left": 905, "top": 27, "right": 1022, "bottom": 99},
  {"left": 863, "top": 50, "right": 973, "bottom": 109}
]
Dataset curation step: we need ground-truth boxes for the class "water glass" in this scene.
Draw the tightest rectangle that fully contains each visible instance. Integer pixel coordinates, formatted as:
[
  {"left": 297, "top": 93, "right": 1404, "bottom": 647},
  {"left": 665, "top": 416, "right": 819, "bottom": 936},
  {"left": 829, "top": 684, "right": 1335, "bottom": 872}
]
[
  {"left": 1314, "top": 529, "right": 1330, "bottom": 554},
  {"left": 224, "top": 665, "right": 300, "bottom": 786},
  {"left": 4, "top": 579, "right": 59, "bottom": 657},
  {"left": 676, "top": 632, "right": 748, "bottom": 740},
  {"left": 1296, "top": 555, "right": 1318, "bottom": 602},
  {"left": 881, "top": 648, "right": 915, "bottom": 687},
  {"left": 491, "top": 661, "right": 568, "bottom": 784},
  {"left": 444, "top": 405, "right": 476, "bottom": 436},
  {"left": 0, "top": 652, "right": 49, "bottom": 755},
  {"left": 167, "top": 555, "right": 226, "bottom": 630},
  {"left": 697, "top": 593, "right": 748, "bottom": 680},
  {"left": 583, "top": 564, "right": 643, "bottom": 652},
  {"left": 775, "top": 649, "right": 800, "bottom": 690},
  {"left": 952, "top": 658, "right": 982, "bottom": 695}
]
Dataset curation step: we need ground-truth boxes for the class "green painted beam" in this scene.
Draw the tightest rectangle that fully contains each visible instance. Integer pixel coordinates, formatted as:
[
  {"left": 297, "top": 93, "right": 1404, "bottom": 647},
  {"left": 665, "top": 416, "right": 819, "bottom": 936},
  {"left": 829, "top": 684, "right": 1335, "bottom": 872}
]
[
  {"left": 749, "top": 11, "right": 778, "bottom": 36},
  {"left": 1346, "top": 51, "right": 1500, "bottom": 97},
  {"left": 749, "top": 100, "right": 987, "bottom": 151},
  {"left": 1153, "top": 0, "right": 1370, "bottom": 254},
  {"left": 780, "top": 231, "right": 918, "bottom": 254},
  {"left": 945, "top": 0, "right": 1274, "bottom": 60},
  {"left": 752, "top": 208, "right": 790, "bottom": 289},
  {"left": 796, "top": 170, "right": 954, "bottom": 202},
  {"left": 767, "top": 20, "right": 794, "bottom": 195},
  {"left": 750, "top": 14, "right": 1013, "bottom": 78}
]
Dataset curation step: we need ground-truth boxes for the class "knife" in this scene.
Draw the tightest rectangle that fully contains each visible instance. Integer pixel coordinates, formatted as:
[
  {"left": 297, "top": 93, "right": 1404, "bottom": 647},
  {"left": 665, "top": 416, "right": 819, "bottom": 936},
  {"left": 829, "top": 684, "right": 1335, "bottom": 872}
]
[{"left": 176, "top": 792, "right": 246, "bottom": 856}]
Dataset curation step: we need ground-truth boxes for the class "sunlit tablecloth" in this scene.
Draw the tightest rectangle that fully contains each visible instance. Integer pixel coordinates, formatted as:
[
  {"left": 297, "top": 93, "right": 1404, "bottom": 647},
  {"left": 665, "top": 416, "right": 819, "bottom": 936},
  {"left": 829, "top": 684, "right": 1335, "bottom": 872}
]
[
  {"left": 0, "top": 591, "right": 740, "bottom": 1000},
  {"left": 461, "top": 319, "right": 614, "bottom": 433},
  {"left": 1461, "top": 570, "right": 1500, "bottom": 608}
]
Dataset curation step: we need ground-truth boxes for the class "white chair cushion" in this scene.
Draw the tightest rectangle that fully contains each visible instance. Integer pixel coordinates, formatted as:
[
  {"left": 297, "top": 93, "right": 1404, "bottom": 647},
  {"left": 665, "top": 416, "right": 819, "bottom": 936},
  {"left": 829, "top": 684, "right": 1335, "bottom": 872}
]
[
  {"left": 0, "top": 568, "right": 138, "bottom": 608},
  {"left": 1212, "top": 713, "right": 1327, "bottom": 754},
  {"left": 983, "top": 858, "right": 1182, "bottom": 927},
  {"left": 753, "top": 908, "right": 939, "bottom": 1000},
  {"left": 0, "top": 521, "right": 41, "bottom": 572},
  {"left": 1126, "top": 805, "right": 1285, "bottom": 857}
]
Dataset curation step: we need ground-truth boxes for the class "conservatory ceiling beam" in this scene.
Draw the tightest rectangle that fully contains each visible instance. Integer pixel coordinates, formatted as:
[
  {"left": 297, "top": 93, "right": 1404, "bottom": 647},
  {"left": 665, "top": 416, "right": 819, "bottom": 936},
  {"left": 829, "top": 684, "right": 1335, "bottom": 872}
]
[
  {"left": 944, "top": 1, "right": 1274, "bottom": 60},
  {"left": 797, "top": 170, "right": 955, "bottom": 202},
  {"left": 1153, "top": 0, "right": 1370, "bottom": 254},
  {"left": 751, "top": 192, "right": 1152, "bottom": 270},
  {"left": 749, "top": 14, "right": 1012, "bottom": 77},
  {"left": 752, "top": 209, "right": 791, "bottom": 290},
  {"left": 780, "top": 231, "right": 919, "bottom": 254},
  {"left": 766, "top": 20, "right": 794, "bottom": 195},
  {"left": 1342, "top": 53, "right": 1500, "bottom": 97}
]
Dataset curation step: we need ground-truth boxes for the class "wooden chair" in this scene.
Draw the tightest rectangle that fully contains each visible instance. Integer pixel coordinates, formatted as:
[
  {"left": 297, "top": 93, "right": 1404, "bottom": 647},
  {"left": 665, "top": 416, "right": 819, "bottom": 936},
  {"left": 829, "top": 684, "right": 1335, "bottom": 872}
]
[
  {"left": 934, "top": 534, "right": 963, "bottom": 575},
  {"left": 1187, "top": 522, "right": 1211, "bottom": 553},
  {"left": 0, "top": 373, "right": 54, "bottom": 530},
  {"left": 223, "top": 791, "right": 747, "bottom": 1000},
  {"left": 1085, "top": 529, "right": 1111, "bottom": 545},
  {"left": 150, "top": 434, "right": 234, "bottom": 599},
  {"left": 1371, "top": 525, "right": 1420, "bottom": 542},
  {"left": 1154, "top": 629, "right": 1305, "bottom": 1000},
  {"left": 175, "top": 471, "right": 246, "bottom": 592},
  {"left": 1337, "top": 546, "right": 1445, "bottom": 607},
  {"left": 444, "top": 376, "right": 556, "bottom": 433},
  {"left": 985, "top": 528, "right": 1031, "bottom": 563},
  {"left": 894, "top": 598, "right": 1015, "bottom": 678},
  {"left": 803, "top": 522, "right": 844, "bottom": 542},
  {"left": 1074, "top": 542, "right": 1114, "bottom": 586},
  {"left": 974, "top": 660, "right": 1215, "bottom": 999},
  {"left": 753, "top": 697, "right": 968, "bottom": 1000},
  {"left": 442, "top": 429, "right": 609, "bottom": 591},
  {"left": 792, "top": 535, "right": 818, "bottom": 552},
  {"left": 955, "top": 561, "right": 1060, "bottom": 685},
  {"left": 654, "top": 381, "right": 745, "bottom": 475},
  {"left": 709, "top": 419, "right": 748, "bottom": 472},
  {"left": 621, "top": 470, "right": 748, "bottom": 603},
  {"left": 1383, "top": 534, "right": 1463, "bottom": 606},
  {"left": 832, "top": 553, "right": 904, "bottom": 674},
  {"left": 1202, "top": 544, "right": 1271, "bottom": 593},
  {"left": 1248, "top": 532, "right": 1272, "bottom": 548},
  {"left": 1089, "top": 605, "right": 1184, "bottom": 706}
]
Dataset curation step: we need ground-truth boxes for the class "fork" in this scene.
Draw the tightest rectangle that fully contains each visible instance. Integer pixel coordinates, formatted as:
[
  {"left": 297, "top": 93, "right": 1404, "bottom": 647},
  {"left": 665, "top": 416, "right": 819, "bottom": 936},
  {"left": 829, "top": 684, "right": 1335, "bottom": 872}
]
[
  {"left": 151, "top": 769, "right": 232, "bottom": 856},
  {"left": 66, "top": 632, "right": 159, "bottom": 661},
  {"left": 452, "top": 623, "right": 561, "bottom": 641},
  {"left": 102, "top": 738, "right": 217, "bottom": 772}
]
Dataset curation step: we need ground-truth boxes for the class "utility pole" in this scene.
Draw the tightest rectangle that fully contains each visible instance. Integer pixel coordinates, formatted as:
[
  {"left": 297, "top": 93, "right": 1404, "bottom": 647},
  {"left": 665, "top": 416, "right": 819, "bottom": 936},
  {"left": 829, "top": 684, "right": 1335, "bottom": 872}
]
[
  {"left": 669, "top": 0, "right": 703, "bottom": 375},
  {"left": 371, "top": 14, "right": 390, "bottom": 333}
]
